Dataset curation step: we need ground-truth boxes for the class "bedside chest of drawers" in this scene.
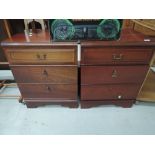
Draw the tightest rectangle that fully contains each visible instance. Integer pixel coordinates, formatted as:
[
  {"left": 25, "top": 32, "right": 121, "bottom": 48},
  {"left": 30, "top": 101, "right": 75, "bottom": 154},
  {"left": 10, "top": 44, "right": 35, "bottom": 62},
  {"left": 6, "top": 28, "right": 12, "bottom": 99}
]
[
  {"left": 80, "top": 29, "right": 154, "bottom": 108},
  {"left": 1, "top": 29, "right": 155, "bottom": 108},
  {"left": 1, "top": 31, "right": 78, "bottom": 108}
]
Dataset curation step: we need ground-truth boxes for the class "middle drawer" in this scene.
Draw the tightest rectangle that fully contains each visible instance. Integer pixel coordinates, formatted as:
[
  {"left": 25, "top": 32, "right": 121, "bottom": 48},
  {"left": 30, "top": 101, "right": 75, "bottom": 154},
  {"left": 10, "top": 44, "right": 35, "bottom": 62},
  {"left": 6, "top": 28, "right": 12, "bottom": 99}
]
[
  {"left": 81, "top": 65, "right": 148, "bottom": 84},
  {"left": 11, "top": 66, "right": 77, "bottom": 84}
]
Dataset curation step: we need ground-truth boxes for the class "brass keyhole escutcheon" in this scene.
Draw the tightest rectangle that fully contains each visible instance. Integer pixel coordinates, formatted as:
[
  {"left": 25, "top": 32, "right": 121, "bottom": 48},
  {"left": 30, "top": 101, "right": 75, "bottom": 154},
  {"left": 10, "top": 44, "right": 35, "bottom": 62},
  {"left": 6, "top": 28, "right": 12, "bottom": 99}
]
[
  {"left": 112, "top": 69, "right": 118, "bottom": 78},
  {"left": 43, "top": 69, "right": 48, "bottom": 76},
  {"left": 46, "top": 86, "right": 52, "bottom": 92}
]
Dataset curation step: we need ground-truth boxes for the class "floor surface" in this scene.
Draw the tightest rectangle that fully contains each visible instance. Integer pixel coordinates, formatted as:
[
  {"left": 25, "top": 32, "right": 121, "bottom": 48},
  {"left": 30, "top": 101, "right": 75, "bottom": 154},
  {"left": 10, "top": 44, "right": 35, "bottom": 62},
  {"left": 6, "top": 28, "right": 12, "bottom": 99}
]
[{"left": 0, "top": 87, "right": 155, "bottom": 135}]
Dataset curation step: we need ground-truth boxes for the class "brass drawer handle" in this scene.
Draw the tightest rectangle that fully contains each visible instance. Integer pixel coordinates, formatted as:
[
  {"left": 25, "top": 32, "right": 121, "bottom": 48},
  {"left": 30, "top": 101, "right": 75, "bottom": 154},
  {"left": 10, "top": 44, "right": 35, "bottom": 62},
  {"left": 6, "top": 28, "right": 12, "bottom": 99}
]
[
  {"left": 37, "top": 54, "right": 41, "bottom": 59},
  {"left": 37, "top": 54, "right": 47, "bottom": 60},
  {"left": 112, "top": 54, "right": 123, "bottom": 60},
  {"left": 43, "top": 69, "right": 48, "bottom": 76},
  {"left": 112, "top": 69, "right": 118, "bottom": 78},
  {"left": 43, "top": 54, "right": 47, "bottom": 60}
]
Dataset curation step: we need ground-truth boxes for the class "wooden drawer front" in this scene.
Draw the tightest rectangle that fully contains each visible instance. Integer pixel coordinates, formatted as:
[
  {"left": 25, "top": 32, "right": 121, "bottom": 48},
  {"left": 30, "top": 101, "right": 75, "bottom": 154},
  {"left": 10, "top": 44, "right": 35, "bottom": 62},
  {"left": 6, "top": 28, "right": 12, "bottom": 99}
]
[
  {"left": 18, "top": 84, "right": 77, "bottom": 100},
  {"left": 11, "top": 66, "right": 77, "bottom": 84},
  {"left": 81, "top": 47, "right": 152, "bottom": 65},
  {"left": 81, "top": 66, "right": 148, "bottom": 84},
  {"left": 81, "top": 84, "right": 140, "bottom": 100},
  {"left": 7, "top": 49, "right": 77, "bottom": 64}
]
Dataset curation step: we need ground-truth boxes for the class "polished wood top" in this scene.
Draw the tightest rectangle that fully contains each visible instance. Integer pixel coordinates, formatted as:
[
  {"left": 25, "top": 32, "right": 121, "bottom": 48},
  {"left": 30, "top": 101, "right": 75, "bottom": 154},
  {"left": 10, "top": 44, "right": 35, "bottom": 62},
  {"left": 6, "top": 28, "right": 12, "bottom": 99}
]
[
  {"left": 81, "top": 29, "right": 155, "bottom": 47},
  {"left": 1, "top": 30, "right": 77, "bottom": 47},
  {"left": 1, "top": 29, "right": 155, "bottom": 47}
]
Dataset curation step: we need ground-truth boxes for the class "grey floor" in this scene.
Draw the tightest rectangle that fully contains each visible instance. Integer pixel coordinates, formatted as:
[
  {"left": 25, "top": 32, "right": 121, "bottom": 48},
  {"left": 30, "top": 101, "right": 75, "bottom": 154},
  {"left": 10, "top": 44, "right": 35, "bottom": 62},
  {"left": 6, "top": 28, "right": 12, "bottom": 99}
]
[{"left": 0, "top": 87, "right": 155, "bottom": 135}]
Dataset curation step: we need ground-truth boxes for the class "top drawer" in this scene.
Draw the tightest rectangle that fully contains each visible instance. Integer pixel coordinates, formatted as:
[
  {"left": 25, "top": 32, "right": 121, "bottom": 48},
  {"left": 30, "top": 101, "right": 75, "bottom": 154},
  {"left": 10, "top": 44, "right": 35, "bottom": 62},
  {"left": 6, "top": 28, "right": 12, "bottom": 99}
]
[
  {"left": 5, "top": 48, "right": 77, "bottom": 65},
  {"left": 81, "top": 47, "right": 153, "bottom": 65}
]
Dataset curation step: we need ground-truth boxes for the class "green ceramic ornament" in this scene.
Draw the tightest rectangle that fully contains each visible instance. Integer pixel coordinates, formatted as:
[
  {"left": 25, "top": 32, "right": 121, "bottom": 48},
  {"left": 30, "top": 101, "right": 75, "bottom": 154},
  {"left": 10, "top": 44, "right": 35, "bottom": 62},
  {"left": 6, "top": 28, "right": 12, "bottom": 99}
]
[
  {"left": 51, "top": 19, "right": 75, "bottom": 40},
  {"left": 97, "top": 19, "right": 120, "bottom": 39}
]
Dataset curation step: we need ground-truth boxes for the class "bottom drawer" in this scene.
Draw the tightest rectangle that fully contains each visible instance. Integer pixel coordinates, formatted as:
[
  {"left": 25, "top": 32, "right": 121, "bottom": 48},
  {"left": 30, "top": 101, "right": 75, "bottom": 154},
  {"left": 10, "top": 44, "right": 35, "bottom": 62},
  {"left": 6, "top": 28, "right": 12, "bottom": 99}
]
[
  {"left": 18, "top": 84, "right": 77, "bottom": 100},
  {"left": 81, "top": 84, "right": 140, "bottom": 100}
]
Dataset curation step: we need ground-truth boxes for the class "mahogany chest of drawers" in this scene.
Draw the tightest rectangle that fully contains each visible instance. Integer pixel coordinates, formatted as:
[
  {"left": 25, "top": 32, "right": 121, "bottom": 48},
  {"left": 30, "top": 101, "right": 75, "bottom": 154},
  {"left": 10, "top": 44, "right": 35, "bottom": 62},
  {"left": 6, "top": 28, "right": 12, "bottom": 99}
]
[
  {"left": 1, "top": 31, "right": 78, "bottom": 108},
  {"left": 80, "top": 46, "right": 153, "bottom": 108},
  {"left": 1, "top": 29, "right": 155, "bottom": 108},
  {"left": 80, "top": 29, "right": 155, "bottom": 108}
]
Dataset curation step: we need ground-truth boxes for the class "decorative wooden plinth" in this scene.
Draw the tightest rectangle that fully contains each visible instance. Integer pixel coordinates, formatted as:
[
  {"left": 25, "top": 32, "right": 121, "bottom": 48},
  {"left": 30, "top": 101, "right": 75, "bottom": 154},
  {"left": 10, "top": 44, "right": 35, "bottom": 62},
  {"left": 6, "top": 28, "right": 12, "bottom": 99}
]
[
  {"left": 26, "top": 101, "right": 79, "bottom": 108},
  {"left": 80, "top": 100, "right": 135, "bottom": 109},
  {"left": 18, "top": 96, "right": 24, "bottom": 103}
]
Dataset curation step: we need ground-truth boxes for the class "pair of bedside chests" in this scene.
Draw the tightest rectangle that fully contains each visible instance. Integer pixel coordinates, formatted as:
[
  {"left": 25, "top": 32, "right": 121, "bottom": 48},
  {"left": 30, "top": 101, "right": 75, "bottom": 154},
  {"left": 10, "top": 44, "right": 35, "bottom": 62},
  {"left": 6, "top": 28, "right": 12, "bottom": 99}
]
[{"left": 1, "top": 30, "right": 154, "bottom": 108}]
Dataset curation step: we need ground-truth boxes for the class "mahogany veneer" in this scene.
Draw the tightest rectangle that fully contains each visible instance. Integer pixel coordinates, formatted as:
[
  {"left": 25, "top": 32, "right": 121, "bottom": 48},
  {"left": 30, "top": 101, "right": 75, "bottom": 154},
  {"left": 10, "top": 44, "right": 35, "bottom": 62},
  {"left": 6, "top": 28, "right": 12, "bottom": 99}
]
[
  {"left": 80, "top": 29, "right": 154, "bottom": 108},
  {"left": 1, "top": 30, "right": 78, "bottom": 108},
  {"left": 81, "top": 47, "right": 152, "bottom": 65},
  {"left": 81, "top": 66, "right": 148, "bottom": 84},
  {"left": 18, "top": 84, "right": 77, "bottom": 99},
  {"left": 6, "top": 48, "right": 77, "bottom": 65},
  {"left": 1, "top": 29, "right": 155, "bottom": 108},
  {"left": 11, "top": 66, "right": 77, "bottom": 84}
]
